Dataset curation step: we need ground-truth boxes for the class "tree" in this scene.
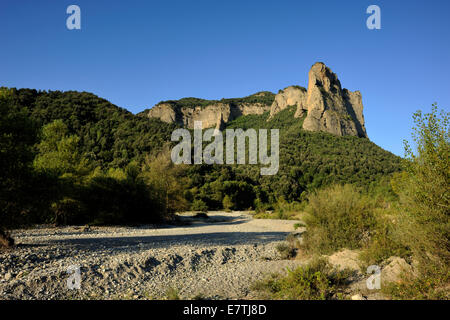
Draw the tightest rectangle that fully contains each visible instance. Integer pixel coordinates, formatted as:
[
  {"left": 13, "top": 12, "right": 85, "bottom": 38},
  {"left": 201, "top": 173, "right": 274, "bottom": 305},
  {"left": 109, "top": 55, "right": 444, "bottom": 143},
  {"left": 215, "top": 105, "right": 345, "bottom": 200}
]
[
  {"left": 222, "top": 195, "right": 234, "bottom": 211},
  {"left": 33, "top": 119, "right": 90, "bottom": 177},
  {"left": 0, "top": 88, "right": 38, "bottom": 246},
  {"left": 141, "top": 145, "right": 189, "bottom": 215},
  {"left": 394, "top": 104, "right": 449, "bottom": 279}
]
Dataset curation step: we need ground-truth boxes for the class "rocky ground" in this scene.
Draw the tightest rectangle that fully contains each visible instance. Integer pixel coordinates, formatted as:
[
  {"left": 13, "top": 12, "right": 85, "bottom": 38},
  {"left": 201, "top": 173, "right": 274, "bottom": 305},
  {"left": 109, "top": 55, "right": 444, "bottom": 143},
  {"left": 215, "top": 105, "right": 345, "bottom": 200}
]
[
  {"left": 1, "top": 211, "right": 410, "bottom": 300},
  {"left": 0, "top": 212, "right": 307, "bottom": 300}
]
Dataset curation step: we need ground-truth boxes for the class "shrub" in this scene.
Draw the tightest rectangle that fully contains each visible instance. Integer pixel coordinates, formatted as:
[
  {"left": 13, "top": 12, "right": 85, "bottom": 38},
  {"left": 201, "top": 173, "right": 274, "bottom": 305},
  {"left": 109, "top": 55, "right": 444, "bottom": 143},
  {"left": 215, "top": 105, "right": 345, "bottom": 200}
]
[
  {"left": 191, "top": 199, "right": 208, "bottom": 212},
  {"left": 252, "top": 258, "right": 352, "bottom": 300},
  {"left": 222, "top": 195, "right": 234, "bottom": 212},
  {"left": 276, "top": 243, "right": 297, "bottom": 260},
  {"left": 302, "top": 184, "right": 377, "bottom": 255},
  {"left": 383, "top": 273, "right": 449, "bottom": 300},
  {"left": 359, "top": 210, "right": 410, "bottom": 267},
  {"left": 294, "top": 222, "right": 305, "bottom": 230},
  {"left": 51, "top": 197, "right": 85, "bottom": 226}
]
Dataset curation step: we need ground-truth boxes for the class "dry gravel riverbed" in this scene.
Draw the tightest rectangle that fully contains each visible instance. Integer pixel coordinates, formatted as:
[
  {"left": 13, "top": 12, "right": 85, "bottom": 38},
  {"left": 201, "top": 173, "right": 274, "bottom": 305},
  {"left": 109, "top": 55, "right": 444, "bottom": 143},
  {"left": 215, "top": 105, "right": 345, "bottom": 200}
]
[{"left": 0, "top": 212, "right": 304, "bottom": 300}]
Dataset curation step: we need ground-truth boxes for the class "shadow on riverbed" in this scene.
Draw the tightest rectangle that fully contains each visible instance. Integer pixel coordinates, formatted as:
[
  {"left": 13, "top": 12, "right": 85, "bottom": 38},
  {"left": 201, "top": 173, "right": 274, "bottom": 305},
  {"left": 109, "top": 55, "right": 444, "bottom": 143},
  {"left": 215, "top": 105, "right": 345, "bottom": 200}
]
[
  {"left": 43, "top": 231, "right": 290, "bottom": 252},
  {"left": 170, "top": 214, "right": 250, "bottom": 228}
]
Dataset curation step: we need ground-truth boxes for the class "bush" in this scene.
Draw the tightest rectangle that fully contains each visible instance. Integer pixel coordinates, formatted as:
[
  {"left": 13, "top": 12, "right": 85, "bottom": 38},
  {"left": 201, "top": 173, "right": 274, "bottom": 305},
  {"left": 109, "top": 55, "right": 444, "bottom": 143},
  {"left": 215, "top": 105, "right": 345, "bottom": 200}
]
[
  {"left": 359, "top": 210, "right": 410, "bottom": 267},
  {"left": 191, "top": 199, "right": 208, "bottom": 212},
  {"left": 222, "top": 195, "right": 233, "bottom": 211},
  {"left": 383, "top": 273, "right": 449, "bottom": 300},
  {"left": 82, "top": 174, "right": 165, "bottom": 225},
  {"left": 252, "top": 258, "right": 352, "bottom": 300},
  {"left": 302, "top": 184, "right": 377, "bottom": 255},
  {"left": 276, "top": 243, "right": 297, "bottom": 260},
  {"left": 51, "top": 197, "right": 85, "bottom": 226}
]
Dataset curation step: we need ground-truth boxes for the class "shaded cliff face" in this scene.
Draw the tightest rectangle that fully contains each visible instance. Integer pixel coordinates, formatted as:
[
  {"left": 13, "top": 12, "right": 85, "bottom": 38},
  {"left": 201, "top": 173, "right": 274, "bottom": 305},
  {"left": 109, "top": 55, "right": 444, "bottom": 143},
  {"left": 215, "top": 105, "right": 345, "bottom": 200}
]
[{"left": 145, "top": 62, "right": 367, "bottom": 137}]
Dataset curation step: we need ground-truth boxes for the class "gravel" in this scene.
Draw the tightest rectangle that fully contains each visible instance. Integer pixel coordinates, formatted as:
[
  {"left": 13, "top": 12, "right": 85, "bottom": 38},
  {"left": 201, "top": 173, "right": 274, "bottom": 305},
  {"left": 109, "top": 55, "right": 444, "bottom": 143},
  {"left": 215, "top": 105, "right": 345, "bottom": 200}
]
[{"left": 0, "top": 211, "right": 304, "bottom": 300}]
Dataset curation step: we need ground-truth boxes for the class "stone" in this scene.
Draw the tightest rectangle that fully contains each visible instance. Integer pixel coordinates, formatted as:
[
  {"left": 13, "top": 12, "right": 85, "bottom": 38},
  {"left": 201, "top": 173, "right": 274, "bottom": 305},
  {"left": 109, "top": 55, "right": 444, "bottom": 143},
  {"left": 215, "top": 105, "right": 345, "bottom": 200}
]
[
  {"left": 382, "top": 257, "right": 414, "bottom": 285},
  {"left": 328, "top": 249, "right": 361, "bottom": 271}
]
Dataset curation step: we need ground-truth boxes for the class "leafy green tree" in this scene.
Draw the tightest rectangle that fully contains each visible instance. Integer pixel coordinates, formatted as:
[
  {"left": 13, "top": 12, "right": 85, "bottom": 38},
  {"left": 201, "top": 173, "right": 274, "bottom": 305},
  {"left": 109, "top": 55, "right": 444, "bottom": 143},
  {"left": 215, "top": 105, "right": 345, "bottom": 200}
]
[
  {"left": 395, "top": 104, "right": 449, "bottom": 278},
  {"left": 141, "top": 146, "right": 189, "bottom": 215},
  {"left": 33, "top": 119, "right": 90, "bottom": 177},
  {"left": 191, "top": 199, "right": 208, "bottom": 212},
  {"left": 0, "top": 88, "right": 38, "bottom": 243},
  {"left": 222, "top": 195, "right": 234, "bottom": 211}
]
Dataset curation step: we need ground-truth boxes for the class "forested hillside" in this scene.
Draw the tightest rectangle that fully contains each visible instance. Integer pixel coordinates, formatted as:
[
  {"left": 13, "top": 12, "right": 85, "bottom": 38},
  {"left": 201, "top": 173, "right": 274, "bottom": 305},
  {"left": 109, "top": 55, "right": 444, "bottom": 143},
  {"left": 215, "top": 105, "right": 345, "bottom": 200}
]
[
  {"left": 1, "top": 87, "right": 401, "bottom": 227},
  {"left": 12, "top": 88, "right": 178, "bottom": 168},
  {"left": 186, "top": 105, "right": 400, "bottom": 210}
]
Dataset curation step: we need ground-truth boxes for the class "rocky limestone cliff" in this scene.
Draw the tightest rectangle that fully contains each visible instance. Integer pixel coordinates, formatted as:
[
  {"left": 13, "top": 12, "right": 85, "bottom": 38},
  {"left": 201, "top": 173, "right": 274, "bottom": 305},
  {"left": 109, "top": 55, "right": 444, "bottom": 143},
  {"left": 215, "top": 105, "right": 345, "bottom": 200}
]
[
  {"left": 145, "top": 95, "right": 272, "bottom": 130},
  {"left": 144, "top": 62, "right": 367, "bottom": 137},
  {"left": 268, "top": 62, "right": 367, "bottom": 137},
  {"left": 301, "top": 62, "right": 367, "bottom": 137},
  {"left": 269, "top": 86, "right": 307, "bottom": 118}
]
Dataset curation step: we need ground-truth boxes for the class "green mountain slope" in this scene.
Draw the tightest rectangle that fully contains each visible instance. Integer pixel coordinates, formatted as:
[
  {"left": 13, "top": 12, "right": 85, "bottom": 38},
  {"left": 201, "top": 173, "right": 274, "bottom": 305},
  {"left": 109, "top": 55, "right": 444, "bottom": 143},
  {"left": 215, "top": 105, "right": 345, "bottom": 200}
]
[
  {"left": 185, "top": 106, "right": 401, "bottom": 209},
  {"left": 10, "top": 88, "right": 178, "bottom": 168},
  {"left": 5, "top": 88, "right": 401, "bottom": 210}
]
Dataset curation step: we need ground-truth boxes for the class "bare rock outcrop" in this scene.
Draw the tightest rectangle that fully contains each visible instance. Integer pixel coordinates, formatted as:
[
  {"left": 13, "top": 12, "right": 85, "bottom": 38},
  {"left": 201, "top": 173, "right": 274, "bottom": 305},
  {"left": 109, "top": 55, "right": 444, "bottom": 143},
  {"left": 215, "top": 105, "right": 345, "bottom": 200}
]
[
  {"left": 269, "top": 86, "right": 307, "bottom": 118},
  {"left": 267, "top": 62, "right": 367, "bottom": 137},
  {"left": 145, "top": 100, "right": 270, "bottom": 130},
  {"left": 302, "top": 62, "right": 367, "bottom": 137},
  {"left": 145, "top": 62, "right": 368, "bottom": 137}
]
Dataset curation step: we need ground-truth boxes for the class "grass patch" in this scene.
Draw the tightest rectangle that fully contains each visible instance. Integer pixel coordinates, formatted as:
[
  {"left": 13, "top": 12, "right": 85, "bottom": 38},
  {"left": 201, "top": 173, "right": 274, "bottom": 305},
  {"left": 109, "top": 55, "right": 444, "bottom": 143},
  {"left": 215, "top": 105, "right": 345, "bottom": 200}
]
[
  {"left": 165, "top": 287, "right": 181, "bottom": 300},
  {"left": 253, "top": 199, "right": 305, "bottom": 220},
  {"left": 382, "top": 273, "right": 449, "bottom": 300}
]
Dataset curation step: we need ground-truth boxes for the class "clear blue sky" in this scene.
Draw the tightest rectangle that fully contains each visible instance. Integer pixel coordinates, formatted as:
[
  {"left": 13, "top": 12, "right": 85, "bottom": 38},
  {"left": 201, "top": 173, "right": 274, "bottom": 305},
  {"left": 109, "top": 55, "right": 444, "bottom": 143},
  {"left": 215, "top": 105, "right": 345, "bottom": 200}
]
[{"left": 1, "top": 0, "right": 449, "bottom": 156}]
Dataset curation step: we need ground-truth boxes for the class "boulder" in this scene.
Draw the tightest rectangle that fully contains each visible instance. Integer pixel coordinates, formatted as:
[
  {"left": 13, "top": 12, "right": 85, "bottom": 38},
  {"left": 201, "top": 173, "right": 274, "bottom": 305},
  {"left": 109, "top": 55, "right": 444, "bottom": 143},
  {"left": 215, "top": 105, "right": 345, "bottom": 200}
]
[{"left": 381, "top": 257, "right": 414, "bottom": 285}]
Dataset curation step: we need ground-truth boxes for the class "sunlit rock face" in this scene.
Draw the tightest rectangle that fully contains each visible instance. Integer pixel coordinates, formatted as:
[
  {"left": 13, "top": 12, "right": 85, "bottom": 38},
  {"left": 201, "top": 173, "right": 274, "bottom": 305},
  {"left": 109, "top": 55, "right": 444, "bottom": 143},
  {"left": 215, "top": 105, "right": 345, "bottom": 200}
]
[{"left": 146, "top": 62, "right": 367, "bottom": 138}]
